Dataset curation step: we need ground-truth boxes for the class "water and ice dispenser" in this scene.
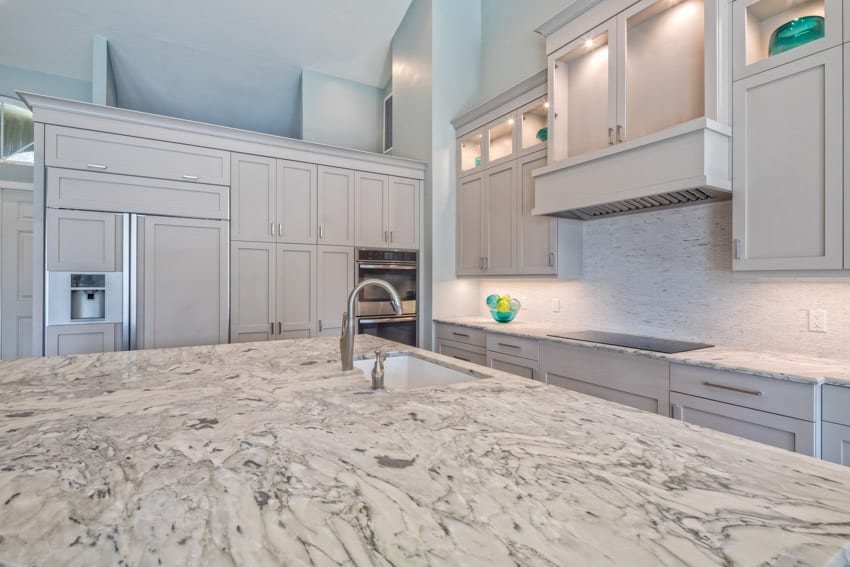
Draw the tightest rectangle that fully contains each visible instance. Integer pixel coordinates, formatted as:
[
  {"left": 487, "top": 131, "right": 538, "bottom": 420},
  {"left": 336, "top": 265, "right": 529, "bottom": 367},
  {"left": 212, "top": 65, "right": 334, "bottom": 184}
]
[{"left": 46, "top": 271, "right": 123, "bottom": 325}]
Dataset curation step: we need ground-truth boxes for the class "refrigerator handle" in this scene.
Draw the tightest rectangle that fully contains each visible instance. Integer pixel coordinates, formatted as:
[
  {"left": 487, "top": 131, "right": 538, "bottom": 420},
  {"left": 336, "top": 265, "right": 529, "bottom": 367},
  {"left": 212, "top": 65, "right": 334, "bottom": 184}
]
[{"left": 121, "top": 213, "right": 131, "bottom": 350}]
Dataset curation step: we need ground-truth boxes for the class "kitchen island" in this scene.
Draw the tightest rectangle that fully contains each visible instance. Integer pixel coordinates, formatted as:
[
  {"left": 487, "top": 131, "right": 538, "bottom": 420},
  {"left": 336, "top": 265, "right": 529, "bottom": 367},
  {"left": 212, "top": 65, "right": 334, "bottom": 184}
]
[{"left": 1, "top": 336, "right": 850, "bottom": 566}]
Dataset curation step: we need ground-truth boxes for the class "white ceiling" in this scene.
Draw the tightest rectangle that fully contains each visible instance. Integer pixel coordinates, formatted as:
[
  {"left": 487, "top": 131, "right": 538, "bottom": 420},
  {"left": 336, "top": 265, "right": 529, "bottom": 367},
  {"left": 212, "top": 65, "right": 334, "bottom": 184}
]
[{"left": 0, "top": 0, "right": 412, "bottom": 136}]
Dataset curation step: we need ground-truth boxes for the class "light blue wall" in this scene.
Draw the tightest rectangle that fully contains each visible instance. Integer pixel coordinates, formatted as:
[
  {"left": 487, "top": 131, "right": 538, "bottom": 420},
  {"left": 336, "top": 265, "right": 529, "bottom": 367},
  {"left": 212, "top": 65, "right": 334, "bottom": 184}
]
[
  {"left": 300, "top": 69, "right": 383, "bottom": 153},
  {"left": 479, "top": 0, "right": 571, "bottom": 102},
  {"left": 0, "top": 64, "right": 90, "bottom": 102}
]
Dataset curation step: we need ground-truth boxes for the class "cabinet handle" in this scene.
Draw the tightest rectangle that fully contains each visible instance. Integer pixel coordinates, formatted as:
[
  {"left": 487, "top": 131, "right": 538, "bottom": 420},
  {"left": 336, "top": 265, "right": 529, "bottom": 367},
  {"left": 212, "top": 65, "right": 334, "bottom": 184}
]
[
  {"left": 278, "top": 322, "right": 282, "bottom": 335},
  {"left": 270, "top": 223, "right": 276, "bottom": 237},
  {"left": 734, "top": 239, "right": 741, "bottom": 260},
  {"left": 616, "top": 125, "right": 624, "bottom": 143},
  {"left": 703, "top": 381, "right": 762, "bottom": 397},
  {"left": 451, "top": 331, "right": 470, "bottom": 338},
  {"left": 453, "top": 355, "right": 471, "bottom": 362},
  {"left": 548, "top": 252, "right": 554, "bottom": 267},
  {"left": 608, "top": 128, "right": 614, "bottom": 145},
  {"left": 319, "top": 225, "right": 324, "bottom": 239},
  {"left": 671, "top": 403, "right": 683, "bottom": 420},
  {"left": 87, "top": 163, "right": 107, "bottom": 170},
  {"left": 182, "top": 174, "right": 199, "bottom": 180},
  {"left": 484, "top": 257, "right": 489, "bottom": 270},
  {"left": 278, "top": 223, "right": 282, "bottom": 237},
  {"left": 497, "top": 342, "right": 521, "bottom": 349},
  {"left": 319, "top": 320, "right": 323, "bottom": 332},
  {"left": 270, "top": 322, "right": 275, "bottom": 336},
  {"left": 390, "top": 231, "right": 393, "bottom": 243},
  {"left": 384, "top": 230, "right": 389, "bottom": 242}
]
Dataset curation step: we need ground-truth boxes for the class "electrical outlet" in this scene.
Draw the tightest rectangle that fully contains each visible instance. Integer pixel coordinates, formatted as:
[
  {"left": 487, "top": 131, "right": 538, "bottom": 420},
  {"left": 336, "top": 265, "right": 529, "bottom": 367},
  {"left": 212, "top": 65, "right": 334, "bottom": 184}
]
[
  {"left": 808, "top": 309, "right": 827, "bottom": 333},
  {"left": 551, "top": 298, "right": 560, "bottom": 313}
]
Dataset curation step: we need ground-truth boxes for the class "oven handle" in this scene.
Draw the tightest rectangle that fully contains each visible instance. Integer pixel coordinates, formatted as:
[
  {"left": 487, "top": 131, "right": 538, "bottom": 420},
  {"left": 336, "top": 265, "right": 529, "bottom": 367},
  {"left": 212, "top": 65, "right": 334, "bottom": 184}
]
[
  {"left": 358, "top": 316, "right": 418, "bottom": 325},
  {"left": 357, "top": 263, "right": 418, "bottom": 270}
]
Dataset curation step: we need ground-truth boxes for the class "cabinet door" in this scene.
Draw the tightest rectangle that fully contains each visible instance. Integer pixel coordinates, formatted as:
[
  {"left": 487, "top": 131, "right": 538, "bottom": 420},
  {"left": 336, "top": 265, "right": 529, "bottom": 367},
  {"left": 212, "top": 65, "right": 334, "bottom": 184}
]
[
  {"left": 436, "top": 338, "right": 487, "bottom": 366},
  {"left": 231, "top": 153, "right": 276, "bottom": 243},
  {"left": 45, "top": 323, "right": 119, "bottom": 356},
  {"left": 387, "top": 177, "right": 420, "bottom": 250},
  {"left": 483, "top": 162, "right": 517, "bottom": 275},
  {"left": 317, "top": 246, "right": 354, "bottom": 337},
  {"left": 230, "top": 241, "right": 275, "bottom": 343},
  {"left": 277, "top": 160, "right": 317, "bottom": 244},
  {"left": 137, "top": 216, "right": 229, "bottom": 349},
  {"left": 671, "top": 392, "right": 816, "bottom": 456},
  {"left": 845, "top": 44, "right": 850, "bottom": 269},
  {"left": 456, "top": 173, "right": 485, "bottom": 276},
  {"left": 1, "top": 189, "right": 33, "bottom": 359},
  {"left": 318, "top": 166, "right": 355, "bottom": 246},
  {"left": 823, "top": 421, "right": 850, "bottom": 466},
  {"left": 487, "top": 350, "right": 540, "bottom": 380},
  {"left": 732, "top": 47, "right": 843, "bottom": 270},
  {"left": 276, "top": 244, "right": 317, "bottom": 339},
  {"left": 516, "top": 151, "right": 556, "bottom": 275},
  {"left": 354, "top": 172, "right": 389, "bottom": 248},
  {"left": 46, "top": 208, "right": 121, "bottom": 272}
]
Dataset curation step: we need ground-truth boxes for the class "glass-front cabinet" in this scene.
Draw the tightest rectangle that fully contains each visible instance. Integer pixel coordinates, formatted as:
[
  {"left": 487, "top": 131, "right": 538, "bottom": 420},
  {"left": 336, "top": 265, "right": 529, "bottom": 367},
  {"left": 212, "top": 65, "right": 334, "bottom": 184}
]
[
  {"left": 458, "top": 131, "right": 484, "bottom": 175},
  {"left": 518, "top": 98, "right": 549, "bottom": 155},
  {"left": 487, "top": 115, "right": 515, "bottom": 165},
  {"left": 733, "top": 0, "right": 839, "bottom": 80}
]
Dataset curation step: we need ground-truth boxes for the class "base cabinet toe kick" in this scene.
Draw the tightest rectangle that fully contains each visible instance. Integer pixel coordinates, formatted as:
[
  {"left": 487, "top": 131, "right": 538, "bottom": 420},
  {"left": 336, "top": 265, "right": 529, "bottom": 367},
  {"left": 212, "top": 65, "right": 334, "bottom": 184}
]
[{"left": 434, "top": 322, "right": 833, "bottom": 462}]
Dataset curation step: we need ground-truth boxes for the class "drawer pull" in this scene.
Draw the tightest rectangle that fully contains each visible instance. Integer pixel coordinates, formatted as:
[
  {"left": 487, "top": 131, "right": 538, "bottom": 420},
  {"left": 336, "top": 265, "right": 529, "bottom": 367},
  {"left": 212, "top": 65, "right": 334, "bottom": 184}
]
[
  {"left": 453, "top": 356, "right": 470, "bottom": 362},
  {"left": 182, "top": 175, "right": 199, "bottom": 180},
  {"left": 87, "top": 163, "right": 108, "bottom": 170},
  {"left": 452, "top": 332, "right": 470, "bottom": 338},
  {"left": 703, "top": 381, "right": 763, "bottom": 397},
  {"left": 497, "top": 342, "right": 520, "bottom": 349}
]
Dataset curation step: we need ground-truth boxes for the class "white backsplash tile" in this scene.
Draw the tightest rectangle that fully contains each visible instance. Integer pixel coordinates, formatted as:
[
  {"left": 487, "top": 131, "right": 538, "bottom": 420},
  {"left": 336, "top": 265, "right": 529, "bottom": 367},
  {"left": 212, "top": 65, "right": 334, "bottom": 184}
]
[{"left": 479, "top": 202, "right": 850, "bottom": 359}]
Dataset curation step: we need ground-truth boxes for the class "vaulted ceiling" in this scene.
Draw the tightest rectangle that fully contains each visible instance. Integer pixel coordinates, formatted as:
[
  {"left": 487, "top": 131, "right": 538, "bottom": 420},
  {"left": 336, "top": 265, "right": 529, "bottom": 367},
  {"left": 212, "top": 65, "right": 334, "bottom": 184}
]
[{"left": 0, "top": 0, "right": 412, "bottom": 136}]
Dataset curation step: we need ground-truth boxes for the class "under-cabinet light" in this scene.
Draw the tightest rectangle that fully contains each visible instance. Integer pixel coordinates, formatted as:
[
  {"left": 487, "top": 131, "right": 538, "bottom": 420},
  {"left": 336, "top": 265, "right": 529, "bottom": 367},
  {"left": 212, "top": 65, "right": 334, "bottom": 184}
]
[{"left": 585, "top": 38, "right": 593, "bottom": 48}]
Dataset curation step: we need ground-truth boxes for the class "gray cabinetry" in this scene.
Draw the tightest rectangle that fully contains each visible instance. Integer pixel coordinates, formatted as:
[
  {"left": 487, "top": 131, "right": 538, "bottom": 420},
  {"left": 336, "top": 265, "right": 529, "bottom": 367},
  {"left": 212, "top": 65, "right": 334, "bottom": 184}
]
[
  {"left": 456, "top": 173, "right": 485, "bottom": 276},
  {"left": 277, "top": 160, "right": 318, "bottom": 244},
  {"left": 670, "top": 364, "right": 818, "bottom": 456},
  {"left": 231, "top": 153, "right": 276, "bottom": 243},
  {"left": 136, "top": 215, "right": 229, "bottom": 349},
  {"left": 487, "top": 350, "right": 539, "bottom": 380},
  {"left": 317, "top": 245, "right": 355, "bottom": 337},
  {"left": 45, "top": 323, "right": 120, "bottom": 356},
  {"left": 517, "top": 151, "right": 557, "bottom": 275},
  {"left": 317, "top": 166, "right": 355, "bottom": 246},
  {"left": 486, "top": 332, "right": 539, "bottom": 380},
  {"left": 483, "top": 163, "right": 517, "bottom": 275},
  {"left": 435, "top": 323, "right": 487, "bottom": 366},
  {"left": 387, "top": 176, "right": 420, "bottom": 250},
  {"left": 230, "top": 241, "right": 275, "bottom": 343},
  {"left": 277, "top": 244, "right": 317, "bottom": 339},
  {"left": 45, "top": 208, "right": 122, "bottom": 272},
  {"left": 354, "top": 172, "right": 389, "bottom": 248},
  {"left": 539, "top": 341, "right": 670, "bottom": 416},
  {"left": 823, "top": 384, "right": 850, "bottom": 466}
]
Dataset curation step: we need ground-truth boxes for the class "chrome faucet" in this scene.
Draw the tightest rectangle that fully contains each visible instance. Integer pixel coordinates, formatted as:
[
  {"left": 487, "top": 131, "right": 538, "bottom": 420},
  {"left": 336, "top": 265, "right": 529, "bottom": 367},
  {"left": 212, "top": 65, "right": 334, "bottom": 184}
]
[
  {"left": 371, "top": 350, "right": 386, "bottom": 390},
  {"left": 340, "top": 279, "right": 402, "bottom": 371}
]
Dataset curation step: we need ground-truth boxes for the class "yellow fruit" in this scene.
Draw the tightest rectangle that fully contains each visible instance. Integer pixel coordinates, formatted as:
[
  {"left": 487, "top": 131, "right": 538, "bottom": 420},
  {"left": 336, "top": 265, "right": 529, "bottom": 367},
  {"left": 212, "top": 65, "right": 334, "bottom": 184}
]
[{"left": 496, "top": 298, "right": 510, "bottom": 313}]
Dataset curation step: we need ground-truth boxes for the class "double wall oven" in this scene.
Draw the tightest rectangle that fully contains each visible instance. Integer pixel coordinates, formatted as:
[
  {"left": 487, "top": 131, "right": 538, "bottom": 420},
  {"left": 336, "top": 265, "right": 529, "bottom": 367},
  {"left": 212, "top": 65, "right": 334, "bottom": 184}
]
[{"left": 355, "top": 249, "right": 418, "bottom": 346}]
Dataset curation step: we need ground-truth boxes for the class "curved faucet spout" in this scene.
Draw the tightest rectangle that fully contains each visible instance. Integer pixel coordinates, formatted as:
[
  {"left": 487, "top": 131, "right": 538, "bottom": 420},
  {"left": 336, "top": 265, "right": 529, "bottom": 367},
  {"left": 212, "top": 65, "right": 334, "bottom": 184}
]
[{"left": 340, "top": 279, "right": 402, "bottom": 371}]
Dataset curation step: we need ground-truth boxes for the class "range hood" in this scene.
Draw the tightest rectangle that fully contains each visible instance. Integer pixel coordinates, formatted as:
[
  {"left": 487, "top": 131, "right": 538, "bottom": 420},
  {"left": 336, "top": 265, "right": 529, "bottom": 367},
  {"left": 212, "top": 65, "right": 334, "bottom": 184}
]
[{"left": 532, "top": 118, "right": 732, "bottom": 220}]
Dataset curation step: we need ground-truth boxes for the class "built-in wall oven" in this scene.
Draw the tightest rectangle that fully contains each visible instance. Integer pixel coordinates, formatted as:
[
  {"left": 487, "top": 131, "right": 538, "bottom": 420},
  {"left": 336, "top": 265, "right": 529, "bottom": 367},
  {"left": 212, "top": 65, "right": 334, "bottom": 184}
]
[{"left": 355, "top": 249, "right": 418, "bottom": 347}]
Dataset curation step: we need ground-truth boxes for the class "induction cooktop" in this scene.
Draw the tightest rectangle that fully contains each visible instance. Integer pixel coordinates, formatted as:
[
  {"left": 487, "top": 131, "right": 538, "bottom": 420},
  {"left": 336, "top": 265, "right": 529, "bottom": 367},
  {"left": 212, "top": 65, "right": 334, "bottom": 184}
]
[{"left": 546, "top": 331, "right": 713, "bottom": 354}]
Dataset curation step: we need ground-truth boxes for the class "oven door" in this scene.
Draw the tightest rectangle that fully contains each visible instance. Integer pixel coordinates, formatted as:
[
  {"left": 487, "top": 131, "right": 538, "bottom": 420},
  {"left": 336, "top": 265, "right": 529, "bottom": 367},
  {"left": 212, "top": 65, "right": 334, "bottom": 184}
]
[
  {"left": 357, "top": 316, "right": 418, "bottom": 347},
  {"left": 356, "top": 263, "right": 417, "bottom": 317}
]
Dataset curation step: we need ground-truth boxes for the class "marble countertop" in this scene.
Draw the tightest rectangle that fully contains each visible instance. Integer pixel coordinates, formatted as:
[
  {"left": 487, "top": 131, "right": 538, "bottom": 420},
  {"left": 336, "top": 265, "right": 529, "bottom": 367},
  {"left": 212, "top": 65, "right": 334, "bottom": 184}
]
[
  {"left": 3, "top": 336, "right": 850, "bottom": 566},
  {"left": 435, "top": 317, "right": 850, "bottom": 386}
]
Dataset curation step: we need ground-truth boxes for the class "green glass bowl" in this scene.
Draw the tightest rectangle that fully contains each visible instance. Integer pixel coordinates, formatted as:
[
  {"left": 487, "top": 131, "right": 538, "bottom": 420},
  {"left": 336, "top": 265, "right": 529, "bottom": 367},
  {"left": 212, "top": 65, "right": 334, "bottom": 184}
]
[
  {"left": 489, "top": 309, "right": 518, "bottom": 323},
  {"left": 536, "top": 127, "right": 548, "bottom": 142},
  {"left": 768, "top": 16, "right": 824, "bottom": 56}
]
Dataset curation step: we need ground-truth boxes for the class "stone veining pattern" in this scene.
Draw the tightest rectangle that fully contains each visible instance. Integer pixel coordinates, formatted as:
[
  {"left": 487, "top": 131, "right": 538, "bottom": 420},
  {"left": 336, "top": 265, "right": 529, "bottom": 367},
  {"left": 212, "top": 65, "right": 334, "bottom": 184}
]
[{"left": 2, "top": 337, "right": 850, "bottom": 566}]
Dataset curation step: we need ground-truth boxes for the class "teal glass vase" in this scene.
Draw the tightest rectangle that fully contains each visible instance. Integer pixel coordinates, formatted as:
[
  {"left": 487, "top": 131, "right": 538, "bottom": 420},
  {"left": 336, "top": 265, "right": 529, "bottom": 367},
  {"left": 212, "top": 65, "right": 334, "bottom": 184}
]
[
  {"left": 768, "top": 16, "right": 824, "bottom": 57},
  {"left": 485, "top": 294, "right": 521, "bottom": 323}
]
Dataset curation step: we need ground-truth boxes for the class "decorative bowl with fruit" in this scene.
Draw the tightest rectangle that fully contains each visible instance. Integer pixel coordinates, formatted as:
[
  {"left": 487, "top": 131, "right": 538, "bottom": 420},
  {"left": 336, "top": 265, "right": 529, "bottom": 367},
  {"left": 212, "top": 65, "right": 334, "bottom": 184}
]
[{"left": 486, "top": 294, "right": 521, "bottom": 323}]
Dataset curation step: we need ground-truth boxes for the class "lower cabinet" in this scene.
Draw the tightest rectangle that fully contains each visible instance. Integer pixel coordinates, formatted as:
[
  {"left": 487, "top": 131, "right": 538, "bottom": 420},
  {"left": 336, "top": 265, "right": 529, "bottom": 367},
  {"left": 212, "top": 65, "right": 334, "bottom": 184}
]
[
  {"left": 823, "top": 422, "right": 850, "bottom": 466},
  {"left": 45, "top": 323, "right": 119, "bottom": 356},
  {"left": 671, "top": 392, "right": 816, "bottom": 456},
  {"left": 231, "top": 242, "right": 351, "bottom": 342},
  {"left": 487, "top": 350, "right": 539, "bottom": 380},
  {"left": 436, "top": 337, "right": 487, "bottom": 366},
  {"left": 539, "top": 341, "right": 670, "bottom": 416}
]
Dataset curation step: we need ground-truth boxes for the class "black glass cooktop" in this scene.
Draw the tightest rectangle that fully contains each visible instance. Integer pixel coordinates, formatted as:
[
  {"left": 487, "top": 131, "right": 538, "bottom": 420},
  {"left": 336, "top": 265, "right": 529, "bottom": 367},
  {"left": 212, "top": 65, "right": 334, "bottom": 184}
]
[{"left": 546, "top": 331, "right": 713, "bottom": 354}]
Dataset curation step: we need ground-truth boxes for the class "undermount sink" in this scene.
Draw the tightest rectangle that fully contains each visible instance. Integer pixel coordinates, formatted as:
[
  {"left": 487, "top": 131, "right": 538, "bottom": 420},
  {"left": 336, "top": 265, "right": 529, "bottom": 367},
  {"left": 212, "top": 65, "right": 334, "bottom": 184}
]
[{"left": 353, "top": 353, "right": 482, "bottom": 391}]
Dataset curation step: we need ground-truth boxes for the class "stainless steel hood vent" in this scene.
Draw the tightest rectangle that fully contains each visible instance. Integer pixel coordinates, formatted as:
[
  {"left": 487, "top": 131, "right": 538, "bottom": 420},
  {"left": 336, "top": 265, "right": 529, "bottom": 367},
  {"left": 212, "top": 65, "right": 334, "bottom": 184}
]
[{"left": 563, "top": 187, "right": 726, "bottom": 220}]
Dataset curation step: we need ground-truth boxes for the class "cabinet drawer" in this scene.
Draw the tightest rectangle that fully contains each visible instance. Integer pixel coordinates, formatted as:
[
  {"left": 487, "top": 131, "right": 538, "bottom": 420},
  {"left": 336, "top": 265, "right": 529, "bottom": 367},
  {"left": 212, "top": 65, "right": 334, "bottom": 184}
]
[
  {"left": 46, "top": 125, "right": 230, "bottom": 186},
  {"left": 486, "top": 333, "right": 538, "bottom": 360},
  {"left": 487, "top": 350, "right": 539, "bottom": 380},
  {"left": 670, "top": 364, "right": 816, "bottom": 421},
  {"left": 671, "top": 392, "right": 816, "bottom": 456},
  {"left": 47, "top": 168, "right": 229, "bottom": 219},
  {"left": 435, "top": 323, "right": 486, "bottom": 348},
  {"left": 822, "top": 421, "right": 850, "bottom": 466},
  {"left": 823, "top": 384, "right": 850, "bottom": 426},
  {"left": 436, "top": 338, "right": 486, "bottom": 366},
  {"left": 45, "top": 324, "right": 120, "bottom": 356}
]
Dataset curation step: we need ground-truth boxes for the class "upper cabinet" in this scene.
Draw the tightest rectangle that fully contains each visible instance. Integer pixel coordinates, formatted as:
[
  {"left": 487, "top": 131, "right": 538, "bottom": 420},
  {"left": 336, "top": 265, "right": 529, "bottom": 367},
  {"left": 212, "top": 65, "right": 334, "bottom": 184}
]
[
  {"left": 231, "top": 153, "right": 276, "bottom": 243},
  {"left": 518, "top": 99, "right": 550, "bottom": 156},
  {"left": 733, "top": 0, "right": 841, "bottom": 80},
  {"left": 459, "top": 131, "right": 485, "bottom": 176},
  {"left": 355, "top": 173, "right": 420, "bottom": 250},
  {"left": 487, "top": 115, "right": 515, "bottom": 167},
  {"left": 317, "top": 166, "right": 356, "bottom": 246},
  {"left": 277, "top": 160, "right": 318, "bottom": 245},
  {"left": 533, "top": 0, "right": 732, "bottom": 220}
]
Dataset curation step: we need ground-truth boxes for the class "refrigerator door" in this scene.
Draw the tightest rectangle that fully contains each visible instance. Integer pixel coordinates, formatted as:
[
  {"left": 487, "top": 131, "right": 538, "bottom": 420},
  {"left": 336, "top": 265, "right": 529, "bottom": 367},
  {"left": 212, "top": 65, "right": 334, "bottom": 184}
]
[{"left": 133, "top": 214, "right": 229, "bottom": 350}]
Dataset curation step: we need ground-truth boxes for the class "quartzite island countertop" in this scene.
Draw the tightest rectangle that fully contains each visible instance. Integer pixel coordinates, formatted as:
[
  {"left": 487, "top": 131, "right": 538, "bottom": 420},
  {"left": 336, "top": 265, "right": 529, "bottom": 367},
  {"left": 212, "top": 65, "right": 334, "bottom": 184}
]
[{"left": 2, "top": 336, "right": 850, "bottom": 566}]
